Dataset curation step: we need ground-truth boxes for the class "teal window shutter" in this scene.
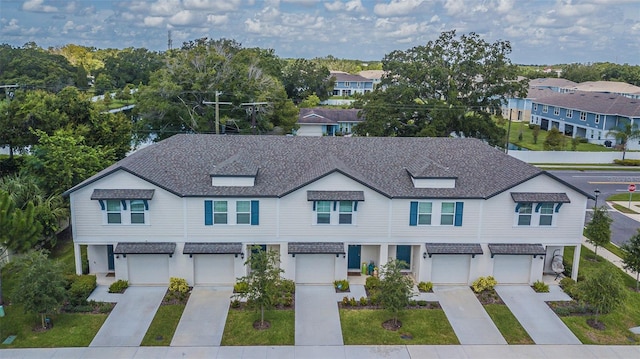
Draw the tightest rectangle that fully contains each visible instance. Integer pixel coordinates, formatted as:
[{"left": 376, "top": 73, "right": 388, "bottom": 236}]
[
  {"left": 251, "top": 200, "right": 259, "bottom": 225},
  {"left": 454, "top": 202, "right": 464, "bottom": 226},
  {"left": 409, "top": 201, "right": 418, "bottom": 226},
  {"left": 204, "top": 200, "right": 213, "bottom": 226}
]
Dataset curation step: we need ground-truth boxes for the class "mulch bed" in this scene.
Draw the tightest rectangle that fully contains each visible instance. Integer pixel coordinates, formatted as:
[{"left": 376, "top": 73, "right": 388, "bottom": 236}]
[
  {"left": 338, "top": 302, "right": 441, "bottom": 310},
  {"left": 161, "top": 289, "right": 192, "bottom": 306},
  {"left": 253, "top": 320, "right": 272, "bottom": 330},
  {"left": 230, "top": 301, "right": 295, "bottom": 310},
  {"left": 474, "top": 289, "right": 504, "bottom": 305},
  {"left": 382, "top": 319, "right": 402, "bottom": 331}
]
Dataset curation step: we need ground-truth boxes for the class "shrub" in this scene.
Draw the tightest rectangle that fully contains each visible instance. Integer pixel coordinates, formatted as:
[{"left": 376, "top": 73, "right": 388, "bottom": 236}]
[
  {"left": 68, "top": 274, "right": 97, "bottom": 306},
  {"left": 109, "top": 279, "right": 128, "bottom": 293},
  {"left": 231, "top": 299, "right": 241, "bottom": 308},
  {"left": 365, "top": 276, "right": 380, "bottom": 291},
  {"left": 234, "top": 280, "right": 249, "bottom": 293},
  {"left": 417, "top": 281, "right": 433, "bottom": 292},
  {"left": 279, "top": 279, "right": 295, "bottom": 295},
  {"left": 417, "top": 300, "right": 428, "bottom": 307},
  {"left": 614, "top": 159, "right": 640, "bottom": 166},
  {"left": 334, "top": 279, "right": 350, "bottom": 291},
  {"left": 408, "top": 300, "right": 417, "bottom": 307},
  {"left": 342, "top": 296, "right": 349, "bottom": 305},
  {"left": 359, "top": 296, "right": 367, "bottom": 306},
  {"left": 169, "top": 277, "right": 190, "bottom": 294},
  {"left": 559, "top": 277, "right": 581, "bottom": 300},
  {"left": 279, "top": 293, "right": 293, "bottom": 307},
  {"left": 349, "top": 297, "right": 358, "bottom": 307},
  {"left": 471, "top": 276, "right": 497, "bottom": 293},
  {"left": 532, "top": 280, "right": 549, "bottom": 293}
]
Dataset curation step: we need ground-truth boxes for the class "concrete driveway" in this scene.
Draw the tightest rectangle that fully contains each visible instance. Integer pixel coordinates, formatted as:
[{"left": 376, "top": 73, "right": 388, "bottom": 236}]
[
  {"left": 295, "top": 285, "right": 343, "bottom": 346},
  {"left": 496, "top": 285, "right": 581, "bottom": 344},
  {"left": 433, "top": 286, "right": 507, "bottom": 345},
  {"left": 90, "top": 286, "right": 167, "bottom": 347},
  {"left": 171, "top": 286, "right": 233, "bottom": 346}
]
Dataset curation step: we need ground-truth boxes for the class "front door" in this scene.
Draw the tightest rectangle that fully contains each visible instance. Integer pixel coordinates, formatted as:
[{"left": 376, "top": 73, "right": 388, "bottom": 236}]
[
  {"left": 107, "top": 245, "right": 115, "bottom": 271},
  {"left": 348, "top": 245, "right": 361, "bottom": 269},
  {"left": 396, "top": 245, "right": 411, "bottom": 267}
]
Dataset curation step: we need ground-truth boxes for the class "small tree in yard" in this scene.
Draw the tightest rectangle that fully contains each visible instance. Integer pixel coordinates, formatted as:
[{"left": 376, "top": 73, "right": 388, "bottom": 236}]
[
  {"left": 621, "top": 229, "right": 640, "bottom": 291},
  {"left": 237, "top": 246, "right": 284, "bottom": 329},
  {"left": 585, "top": 206, "right": 612, "bottom": 258},
  {"left": 578, "top": 267, "right": 627, "bottom": 326},
  {"left": 378, "top": 259, "right": 414, "bottom": 329},
  {"left": 11, "top": 251, "right": 67, "bottom": 329}
]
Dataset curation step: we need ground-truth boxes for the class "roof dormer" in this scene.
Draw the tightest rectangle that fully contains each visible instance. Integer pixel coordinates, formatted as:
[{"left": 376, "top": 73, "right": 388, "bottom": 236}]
[
  {"left": 210, "top": 155, "right": 258, "bottom": 187},
  {"left": 406, "top": 162, "right": 457, "bottom": 189}
]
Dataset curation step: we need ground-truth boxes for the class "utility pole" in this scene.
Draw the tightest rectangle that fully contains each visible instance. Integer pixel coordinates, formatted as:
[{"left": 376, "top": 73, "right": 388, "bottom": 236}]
[
  {"left": 505, "top": 108, "right": 513, "bottom": 154},
  {"left": 241, "top": 102, "right": 268, "bottom": 135},
  {"left": 202, "top": 91, "right": 232, "bottom": 134}
]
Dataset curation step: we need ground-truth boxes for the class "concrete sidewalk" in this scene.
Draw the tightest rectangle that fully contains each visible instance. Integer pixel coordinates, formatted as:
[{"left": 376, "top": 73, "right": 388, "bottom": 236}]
[
  {"left": 582, "top": 236, "right": 639, "bottom": 280},
  {"left": 6, "top": 344, "right": 640, "bottom": 358},
  {"left": 171, "top": 286, "right": 233, "bottom": 347},
  {"left": 295, "top": 285, "right": 343, "bottom": 346},
  {"left": 433, "top": 286, "right": 506, "bottom": 345},
  {"left": 90, "top": 286, "right": 166, "bottom": 347},
  {"left": 496, "top": 285, "right": 580, "bottom": 345}
]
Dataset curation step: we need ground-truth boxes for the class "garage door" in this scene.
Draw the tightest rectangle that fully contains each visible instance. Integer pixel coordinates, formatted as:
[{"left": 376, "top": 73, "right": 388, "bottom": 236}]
[
  {"left": 295, "top": 254, "right": 335, "bottom": 284},
  {"left": 493, "top": 255, "right": 532, "bottom": 284},
  {"left": 431, "top": 255, "right": 471, "bottom": 284},
  {"left": 194, "top": 254, "right": 235, "bottom": 285},
  {"left": 127, "top": 255, "right": 169, "bottom": 285}
]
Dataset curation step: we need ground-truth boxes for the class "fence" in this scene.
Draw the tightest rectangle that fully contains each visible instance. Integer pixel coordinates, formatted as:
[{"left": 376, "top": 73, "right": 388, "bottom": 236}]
[{"left": 508, "top": 150, "right": 639, "bottom": 164}]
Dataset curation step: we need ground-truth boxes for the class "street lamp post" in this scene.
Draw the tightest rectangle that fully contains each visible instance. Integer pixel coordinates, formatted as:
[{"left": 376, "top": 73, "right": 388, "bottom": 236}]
[{"left": 594, "top": 188, "right": 600, "bottom": 208}]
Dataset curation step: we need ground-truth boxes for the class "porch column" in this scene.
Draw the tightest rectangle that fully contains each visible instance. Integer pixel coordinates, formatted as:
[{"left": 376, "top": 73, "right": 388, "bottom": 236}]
[
  {"left": 571, "top": 244, "right": 581, "bottom": 281},
  {"left": 74, "top": 243, "right": 82, "bottom": 275}
]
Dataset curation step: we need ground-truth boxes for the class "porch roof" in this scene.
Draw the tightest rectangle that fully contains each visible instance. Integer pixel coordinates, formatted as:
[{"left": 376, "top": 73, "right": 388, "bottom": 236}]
[
  {"left": 183, "top": 242, "right": 243, "bottom": 255},
  {"left": 488, "top": 243, "right": 546, "bottom": 257},
  {"left": 91, "top": 189, "right": 155, "bottom": 200},
  {"left": 288, "top": 242, "right": 345, "bottom": 254},
  {"left": 510, "top": 192, "right": 570, "bottom": 203},
  {"left": 114, "top": 242, "right": 176, "bottom": 254},
  {"left": 425, "top": 243, "right": 483, "bottom": 257}
]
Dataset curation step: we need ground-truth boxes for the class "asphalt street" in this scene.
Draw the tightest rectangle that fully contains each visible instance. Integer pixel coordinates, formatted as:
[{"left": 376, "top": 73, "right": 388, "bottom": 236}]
[{"left": 549, "top": 170, "right": 640, "bottom": 246}]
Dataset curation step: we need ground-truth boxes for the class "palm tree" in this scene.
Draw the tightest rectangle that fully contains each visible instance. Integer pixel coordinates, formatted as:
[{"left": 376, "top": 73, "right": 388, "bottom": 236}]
[{"left": 607, "top": 122, "right": 640, "bottom": 160}]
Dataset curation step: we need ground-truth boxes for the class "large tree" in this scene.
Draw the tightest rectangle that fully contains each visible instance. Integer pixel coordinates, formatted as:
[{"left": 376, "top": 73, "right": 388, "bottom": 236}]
[
  {"left": 606, "top": 122, "right": 640, "bottom": 160},
  {"left": 281, "top": 59, "right": 334, "bottom": 103},
  {"left": 621, "top": 229, "right": 640, "bottom": 291},
  {"left": 585, "top": 205, "right": 613, "bottom": 258},
  {"left": 378, "top": 259, "right": 414, "bottom": 328},
  {"left": 355, "top": 30, "right": 527, "bottom": 146}
]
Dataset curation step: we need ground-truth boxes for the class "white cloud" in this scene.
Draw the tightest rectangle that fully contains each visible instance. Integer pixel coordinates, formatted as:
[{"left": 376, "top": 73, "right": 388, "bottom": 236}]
[
  {"left": 207, "top": 14, "right": 228, "bottom": 25},
  {"left": 345, "top": 0, "right": 365, "bottom": 12},
  {"left": 22, "top": 0, "right": 58, "bottom": 13},
  {"left": 62, "top": 20, "right": 74, "bottom": 33},
  {"left": 443, "top": 0, "right": 465, "bottom": 16},
  {"left": 324, "top": 1, "right": 343, "bottom": 12},
  {"left": 183, "top": 0, "right": 242, "bottom": 11},
  {"left": 374, "top": 0, "right": 425, "bottom": 17},
  {"left": 144, "top": 16, "right": 165, "bottom": 27},
  {"left": 169, "top": 10, "right": 203, "bottom": 26}
]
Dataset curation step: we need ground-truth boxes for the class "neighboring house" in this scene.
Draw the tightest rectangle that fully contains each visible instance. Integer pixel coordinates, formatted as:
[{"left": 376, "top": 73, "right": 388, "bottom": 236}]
[
  {"left": 358, "top": 70, "right": 384, "bottom": 89},
  {"left": 568, "top": 81, "right": 640, "bottom": 100},
  {"left": 64, "top": 135, "right": 589, "bottom": 286},
  {"left": 295, "top": 108, "right": 362, "bottom": 136},
  {"left": 528, "top": 78, "right": 577, "bottom": 94},
  {"left": 501, "top": 78, "right": 575, "bottom": 122},
  {"left": 530, "top": 91, "right": 640, "bottom": 149},
  {"left": 330, "top": 71, "right": 374, "bottom": 96}
]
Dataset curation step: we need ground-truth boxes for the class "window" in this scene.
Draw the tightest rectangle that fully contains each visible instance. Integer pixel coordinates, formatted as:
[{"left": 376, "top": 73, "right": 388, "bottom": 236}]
[
  {"left": 580, "top": 112, "right": 586, "bottom": 121},
  {"left": 418, "top": 202, "right": 432, "bottom": 225},
  {"left": 517, "top": 203, "right": 532, "bottom": 226},
  {"left": 130, "top": 200, "right": 145, "bottom": 224},
  {"left": 554, "top": 107, "right": 560, "bottom": 116},
  {"left": 566, "top": 109, "right": 572, "bottom": 118},
  {"left": 344, "top": 82, "right": 350, "bottom": 87},
  {"left": 214, "top": 201, "right": 228, "bottom": 224},
  {"left": 595, "top": 114, "right": 600, "bottom": 124},
  {"left": 236, "top": 201, "right": 250, "bottom": 224},
  {"left": 533, "top": 104, "right": 538, "bottom": 112},
  {"left": 339, "top": 201, "right": 353, "bottom": 224},
  {"left": 106, "top": 200, "right": 122, "bottom": 224},
  {"left": 542, "top": 105, "right": 548, "bottom": 113},
  {"left": 539, "top": 203, "right": 554, "bottom": 226},
  {"left": 440, "top": 202, "right": 455, "bottom": 225},
  {"left": 316, "top": 201, "right": 331, "bottom": 224}
]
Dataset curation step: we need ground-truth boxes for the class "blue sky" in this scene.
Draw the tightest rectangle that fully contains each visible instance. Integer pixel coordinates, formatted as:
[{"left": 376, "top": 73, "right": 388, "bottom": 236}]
[{"left": 1, "top": 0, "right": 639, "bottom": 65}]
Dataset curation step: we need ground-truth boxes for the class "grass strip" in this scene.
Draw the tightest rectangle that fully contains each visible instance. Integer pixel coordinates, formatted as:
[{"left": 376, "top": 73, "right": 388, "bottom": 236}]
[
  {"left": 221, "top": 309, "right": 294, "bottom": 345},
  {"left": 140, "top": 304, "right": 186, "bottom": 346},
  {"left": 483, "top": 304, "right": 534, "bottom": 344},
  {"left": 339, "top": 308, "right": 458, "bottom": 345}
]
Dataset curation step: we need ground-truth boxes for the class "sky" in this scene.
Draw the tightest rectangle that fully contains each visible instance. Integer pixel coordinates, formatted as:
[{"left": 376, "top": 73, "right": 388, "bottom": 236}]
[{"left": 1, "top": 0, "right": 639, "bottom": 65}]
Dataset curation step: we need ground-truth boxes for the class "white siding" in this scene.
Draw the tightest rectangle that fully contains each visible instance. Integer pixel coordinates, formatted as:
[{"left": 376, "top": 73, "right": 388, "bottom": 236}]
[{"left": 296, "top": 124, "right": 324, "bottom": 136}]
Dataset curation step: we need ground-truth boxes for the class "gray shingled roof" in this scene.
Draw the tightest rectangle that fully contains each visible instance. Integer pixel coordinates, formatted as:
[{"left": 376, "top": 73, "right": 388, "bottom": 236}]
[
  {"left": 533, "top": 91, "right": 640, "bottom": 117},
  {"left": 114, "top": 242, "right": 176, "bottom": 254},
  {"left": 488, "top": 243, "right": 546, "bottom": 257},
  {"left": 510, "top": 192, "right": 571, "bottom": 203},
  {"left": 298, "top": 108, "right": 362, "bottom": 125},
  {"left": 425, "top": 243, "right": 484, "bottom": 257},
  {"left": 307, "top": 191, "right": 365, "bottom": 201},
  {"left": 330, "top": 72, "right": 371, "bottom": 83},
  {"left": 210, "top": 154, "right": 259, "bottom": 177},
  {"left": 66, "top": 135, "right": 553, "bottom": 200},
  {"left": 91, "top": 189, "right": 155, "bottom": 200},
  {"left": 183, "top": 242, "right": 243, "bottom": 254},
  {"left": 288, "top": 242, "right": 345, "bottom": 254}
]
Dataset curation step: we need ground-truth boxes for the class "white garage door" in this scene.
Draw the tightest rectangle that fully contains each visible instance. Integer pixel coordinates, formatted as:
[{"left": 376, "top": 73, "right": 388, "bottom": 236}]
[
  {"left": 431, "top": 255, "right": 471, "bottom": 284},
  {"left": 493, "top": 255, "right": 532, "bottom": 284},
  {"left": 295, "top": 254, "right": 335, "bottom": 284},
  {"left": 127, "top": 255, "right": 169, "bottom": 285},
  {"left": 194, "top": 254, "right": 235, "bottom": 285}
]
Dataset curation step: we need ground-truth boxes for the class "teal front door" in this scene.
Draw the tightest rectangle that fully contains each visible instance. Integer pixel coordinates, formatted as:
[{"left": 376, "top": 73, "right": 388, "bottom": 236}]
[
  {"left": 348, "top": 245, "right": 361, "bottom": 269},
  {"left": 107, "top": 245, "right": 115, "bottom": 271},
  {"left": 396, "top": 245, "right": 411, "bottom": 266}
]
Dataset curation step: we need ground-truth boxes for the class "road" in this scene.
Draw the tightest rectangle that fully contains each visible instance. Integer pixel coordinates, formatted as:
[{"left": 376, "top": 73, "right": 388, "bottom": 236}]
[{"left": 549, "top": 170, "right": 640, "bottom": 246}]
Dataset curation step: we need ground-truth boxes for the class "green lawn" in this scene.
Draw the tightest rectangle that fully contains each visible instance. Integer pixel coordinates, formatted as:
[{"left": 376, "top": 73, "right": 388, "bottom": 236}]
[
  {"left": 339, "top": 309, "right": 458, "bottom": 345},
  {"left": 611, "top": 203, "right": 638, "bottom": 214},
  {"left": 221, "top": 309, "right": 294, "bottom": 345},
  {"left": 603, "top": 242, "right": 625, "bottom": 259},
  {"left": 560, "top": 246, "right": 640, "bottom": 344},
  {"left": 607, "top": 193, "right": 640, "bottom": 202},
  {"left": 483, "top": 304, "right": 534, "bottom": 344},
  {"left": 501, "top": 120, "right": 614, "bottom": 152},
  {"left": 0, "top": 305, "right": 107, "bottom": 347},
  {"left": 140, "top": 304, "right": 186, "bottom": 346}
]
